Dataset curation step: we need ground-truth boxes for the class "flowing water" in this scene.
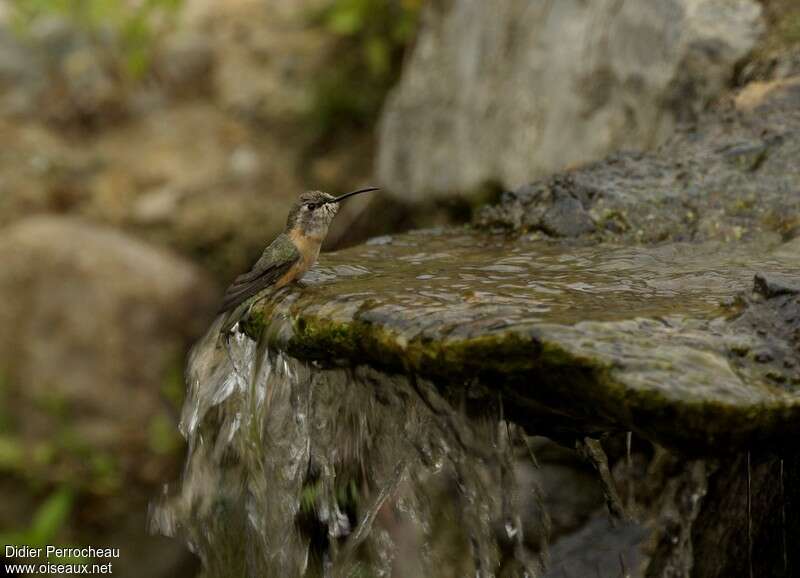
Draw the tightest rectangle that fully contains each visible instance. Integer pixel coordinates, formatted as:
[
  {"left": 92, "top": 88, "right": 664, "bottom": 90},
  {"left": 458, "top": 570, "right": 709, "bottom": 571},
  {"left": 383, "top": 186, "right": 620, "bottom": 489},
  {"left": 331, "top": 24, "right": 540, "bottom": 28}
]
[{"left": 152, "top": 310, "right": 548, "bottom": 578}]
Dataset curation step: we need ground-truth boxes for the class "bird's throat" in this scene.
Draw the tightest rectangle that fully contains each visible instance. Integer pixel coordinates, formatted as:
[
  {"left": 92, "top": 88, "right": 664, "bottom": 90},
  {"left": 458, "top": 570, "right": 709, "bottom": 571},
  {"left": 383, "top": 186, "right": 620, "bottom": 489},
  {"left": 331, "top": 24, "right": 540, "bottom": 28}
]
[{"left": 288, "top": 227, "right": 323, "bottom": 268}]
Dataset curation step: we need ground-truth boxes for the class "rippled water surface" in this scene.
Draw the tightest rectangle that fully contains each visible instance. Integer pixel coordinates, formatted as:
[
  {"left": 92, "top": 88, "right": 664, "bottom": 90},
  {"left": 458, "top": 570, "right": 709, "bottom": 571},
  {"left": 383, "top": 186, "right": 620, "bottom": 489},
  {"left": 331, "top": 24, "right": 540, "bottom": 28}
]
[{"left": 297, "top": 229, "right": 794, "bottom": 329}]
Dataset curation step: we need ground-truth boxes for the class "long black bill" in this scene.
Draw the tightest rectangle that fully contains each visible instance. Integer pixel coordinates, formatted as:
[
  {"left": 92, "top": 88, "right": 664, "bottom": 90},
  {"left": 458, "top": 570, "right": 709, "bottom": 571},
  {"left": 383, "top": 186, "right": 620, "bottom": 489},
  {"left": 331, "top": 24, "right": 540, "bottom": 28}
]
[{"left": 329, "top": 186, "right": 380, "bottom": 204}]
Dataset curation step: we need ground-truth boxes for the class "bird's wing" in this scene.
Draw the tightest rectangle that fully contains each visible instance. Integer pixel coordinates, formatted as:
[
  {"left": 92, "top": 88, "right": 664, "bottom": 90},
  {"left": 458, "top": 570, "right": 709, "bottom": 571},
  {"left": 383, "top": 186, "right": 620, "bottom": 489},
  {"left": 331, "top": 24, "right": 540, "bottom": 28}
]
[{"left": 219, "top": 234, "right": 301, "bottom": 313}]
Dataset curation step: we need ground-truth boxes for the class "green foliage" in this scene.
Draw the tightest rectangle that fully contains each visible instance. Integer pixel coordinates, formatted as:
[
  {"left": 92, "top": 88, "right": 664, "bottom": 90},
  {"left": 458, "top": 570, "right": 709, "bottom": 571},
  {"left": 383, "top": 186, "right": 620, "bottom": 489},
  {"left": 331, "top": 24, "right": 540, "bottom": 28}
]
[
  {"left": 9, "top": 0, "right": 184, "bottom": 79},
  {"left": 26, "top": 488, "right": 74, "bottom": 547},
  {"left": 0, "top": 487, "right": 85, "bottom": 563},
  {"left": 310, "top": 0, "right": 423, "bottom": 140}
]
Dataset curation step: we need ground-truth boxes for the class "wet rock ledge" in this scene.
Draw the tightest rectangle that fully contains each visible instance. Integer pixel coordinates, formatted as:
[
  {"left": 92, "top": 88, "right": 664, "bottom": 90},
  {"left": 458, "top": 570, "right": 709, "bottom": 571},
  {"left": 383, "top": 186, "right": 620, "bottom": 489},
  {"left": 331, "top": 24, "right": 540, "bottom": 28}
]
[
  {"left": 243, "top": 79, "right": 800, "bottom": 457},
  {"left": 248, "top": 229, "right": 799, "bottom": 455}
]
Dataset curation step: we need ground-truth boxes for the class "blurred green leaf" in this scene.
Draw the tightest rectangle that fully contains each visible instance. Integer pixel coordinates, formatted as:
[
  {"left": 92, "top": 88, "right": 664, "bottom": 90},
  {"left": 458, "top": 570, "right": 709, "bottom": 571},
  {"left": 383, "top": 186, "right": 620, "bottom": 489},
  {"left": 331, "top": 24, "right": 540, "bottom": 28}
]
[
  {"left": 0, "top": 487, "right": 87, "bottom": 565},
  {"left": 326, "top": 5, "right": 364, "bottom": 35},
  {"left": 29, "top": 487, "right": 74, "bottom": 546},
  {"left": 310, "top": 0, "right": 423, "bottom": 140}
]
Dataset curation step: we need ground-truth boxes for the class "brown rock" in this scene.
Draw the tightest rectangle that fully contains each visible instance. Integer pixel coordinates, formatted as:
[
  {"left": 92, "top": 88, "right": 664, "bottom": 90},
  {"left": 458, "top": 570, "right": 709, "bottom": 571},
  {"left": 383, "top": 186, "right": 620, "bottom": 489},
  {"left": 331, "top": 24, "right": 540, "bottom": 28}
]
[{"left": 0, "top": 216, "right": 217, "bottom": 491}]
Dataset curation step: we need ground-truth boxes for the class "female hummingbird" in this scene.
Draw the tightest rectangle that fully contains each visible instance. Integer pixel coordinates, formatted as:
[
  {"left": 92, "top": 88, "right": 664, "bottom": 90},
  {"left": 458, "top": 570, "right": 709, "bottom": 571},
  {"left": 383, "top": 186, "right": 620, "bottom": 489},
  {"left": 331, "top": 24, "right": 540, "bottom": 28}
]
[{"left": 219, "top": 187, "right": 379, "bottom": 327}]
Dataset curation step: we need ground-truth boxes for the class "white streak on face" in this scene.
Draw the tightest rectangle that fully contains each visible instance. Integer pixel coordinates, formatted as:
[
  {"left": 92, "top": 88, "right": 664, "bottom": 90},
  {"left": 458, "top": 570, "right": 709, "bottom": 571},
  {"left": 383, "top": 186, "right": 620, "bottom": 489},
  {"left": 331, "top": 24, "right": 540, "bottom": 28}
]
[{"left": 302, "top": 202, "right": 339, "bottom": 239}]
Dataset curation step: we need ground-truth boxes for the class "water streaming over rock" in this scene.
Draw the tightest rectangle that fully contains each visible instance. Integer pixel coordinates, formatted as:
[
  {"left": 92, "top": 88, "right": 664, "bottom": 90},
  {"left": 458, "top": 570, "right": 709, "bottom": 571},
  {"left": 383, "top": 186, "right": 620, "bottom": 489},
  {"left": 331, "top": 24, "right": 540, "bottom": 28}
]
[
  {"left": 150, "top": 223, "right": 800, "bottom": 577},
  {"left": 152, "top": 304, "right": 548, "bottom": 577}
]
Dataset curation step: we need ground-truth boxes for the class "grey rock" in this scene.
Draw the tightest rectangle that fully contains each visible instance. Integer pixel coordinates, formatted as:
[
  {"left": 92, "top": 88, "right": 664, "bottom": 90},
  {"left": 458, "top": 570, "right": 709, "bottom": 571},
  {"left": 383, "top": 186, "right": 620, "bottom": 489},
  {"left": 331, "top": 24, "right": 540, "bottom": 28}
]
[
  {"left": 528, "top": 461, "right": 604, "bottom": 541},
  {"left": 753, "top": 272, "right": 800, "bottom": 298},
  {"left": 543, "top": 516, "right": 650, "bottom": 578},
  {"left": 378, "top": 0, "right": 763, "bottom": 201},
  {"left": 477, "top": 77, "right": 800, "bottom": 244},
  {"left": 541, "top": 193, "right": 596, "bottom": 238},
  {"left": 0, "top": 27, "right": 46, "bottom": 117},
  {"left": 0, "top": 216, "right": 214, "bottom": 576},
  {"left": 648, "top": 452, "right": 800, "bottom": 578},
  {"left": 227, "top": 79, "right": 800, "bottom": 454},
  {"left": 236, "top": 229, "right": 800, "bottom": 454}
]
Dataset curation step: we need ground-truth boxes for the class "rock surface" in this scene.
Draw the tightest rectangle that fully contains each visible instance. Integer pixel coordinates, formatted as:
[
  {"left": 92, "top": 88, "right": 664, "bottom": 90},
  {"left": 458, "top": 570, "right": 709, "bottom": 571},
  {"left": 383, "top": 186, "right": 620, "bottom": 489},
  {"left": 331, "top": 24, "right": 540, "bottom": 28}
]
[
  {"left": 0, "top": 216, "right": 215, "bottom": 494},
  {"left": 377, "top": 0, "right": 763, "bottom": 200},
  {"left": 246, "top": 229, "right": 800, "bottom": 453},
  {"left": 235, "top": 77, "right": 800, "bottom": 454},
  {"left": 477, "top": 78, "right": 800, "bottom": 244}
]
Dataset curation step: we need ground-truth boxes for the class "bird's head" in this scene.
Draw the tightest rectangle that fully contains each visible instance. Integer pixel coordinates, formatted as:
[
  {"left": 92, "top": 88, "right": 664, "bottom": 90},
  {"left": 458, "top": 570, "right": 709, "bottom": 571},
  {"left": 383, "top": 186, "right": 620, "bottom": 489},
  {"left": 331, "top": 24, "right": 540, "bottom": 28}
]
[{"left": 285, "top": 187, "right": 379, "bottom": 239}]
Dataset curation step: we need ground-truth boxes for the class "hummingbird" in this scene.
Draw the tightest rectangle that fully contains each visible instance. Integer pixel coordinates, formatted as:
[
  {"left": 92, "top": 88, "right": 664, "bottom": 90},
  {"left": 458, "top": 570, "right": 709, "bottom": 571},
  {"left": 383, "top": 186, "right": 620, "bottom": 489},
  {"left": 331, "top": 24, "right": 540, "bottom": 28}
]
[{"left": 219, "top": 186, "right": 379, "bottom": 330}]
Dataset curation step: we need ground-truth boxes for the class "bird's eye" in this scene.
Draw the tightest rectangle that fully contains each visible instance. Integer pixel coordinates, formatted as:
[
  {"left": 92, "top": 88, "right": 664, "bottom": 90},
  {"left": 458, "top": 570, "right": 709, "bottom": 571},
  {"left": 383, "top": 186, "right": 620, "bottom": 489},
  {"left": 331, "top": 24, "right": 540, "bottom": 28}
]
[{"left": 307, "top": 203, "right": 317, "bottom": 211}]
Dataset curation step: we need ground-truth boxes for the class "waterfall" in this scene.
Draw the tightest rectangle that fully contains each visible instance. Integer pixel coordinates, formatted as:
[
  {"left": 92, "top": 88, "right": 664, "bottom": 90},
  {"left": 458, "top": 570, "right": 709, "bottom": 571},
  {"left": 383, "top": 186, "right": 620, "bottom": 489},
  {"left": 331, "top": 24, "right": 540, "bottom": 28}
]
[{"left": 151, "top": 303, "right": 547, "bottom": 578}]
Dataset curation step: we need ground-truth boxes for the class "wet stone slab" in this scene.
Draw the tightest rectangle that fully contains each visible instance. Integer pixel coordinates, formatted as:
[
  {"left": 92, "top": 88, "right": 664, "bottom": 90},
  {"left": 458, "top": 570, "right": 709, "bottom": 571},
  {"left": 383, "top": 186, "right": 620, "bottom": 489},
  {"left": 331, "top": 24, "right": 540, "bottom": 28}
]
[{"left": 245, "top": 229, "right": 800, "bottom": 454}]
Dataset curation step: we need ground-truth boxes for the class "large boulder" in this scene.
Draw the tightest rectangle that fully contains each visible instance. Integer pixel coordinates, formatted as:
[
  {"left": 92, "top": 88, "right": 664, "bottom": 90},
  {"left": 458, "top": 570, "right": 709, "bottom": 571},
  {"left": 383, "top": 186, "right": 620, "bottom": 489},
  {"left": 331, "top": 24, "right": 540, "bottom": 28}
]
[
  {"left": 0, "top": 216, "right": 216, "bottom": 477},
  {"left": 477, "top": 77, "right": 800, "bottom": 243},
  {"left": 377, "top": 0, "right": 763, "bottom": 201},
  {"left": 0, "top": 217, "right": 215, "bottom": 576}
]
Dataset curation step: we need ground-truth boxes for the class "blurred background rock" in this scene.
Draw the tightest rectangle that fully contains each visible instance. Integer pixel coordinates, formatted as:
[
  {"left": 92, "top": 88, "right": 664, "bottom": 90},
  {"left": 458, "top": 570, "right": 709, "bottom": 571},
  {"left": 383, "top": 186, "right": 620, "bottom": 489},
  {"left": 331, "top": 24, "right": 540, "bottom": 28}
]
[{"left": 0, "top": 0, "right": 796, "bottom": 576}]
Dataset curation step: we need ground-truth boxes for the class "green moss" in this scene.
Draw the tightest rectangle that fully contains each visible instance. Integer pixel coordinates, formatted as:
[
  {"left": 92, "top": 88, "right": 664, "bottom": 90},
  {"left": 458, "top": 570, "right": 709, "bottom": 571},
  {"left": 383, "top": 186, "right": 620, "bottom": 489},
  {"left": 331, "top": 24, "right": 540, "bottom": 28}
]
[
  {"left": 299, "top": 479, "right": 323, "bottom": 514},
  {"left": 598, "top": 209, "right": 631, "bottom": 234},
  {"left": 240, "top": 307, "right": 268, "bottom": 341},
  {"left": 281, "top": 313, "right": 609, "bottom": 389},
  {"left": 256, "top": 310, "right": 794, "bottom": 453},
  {"left": 747, "top": 0, "right": 800, "bottom": 68}
]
